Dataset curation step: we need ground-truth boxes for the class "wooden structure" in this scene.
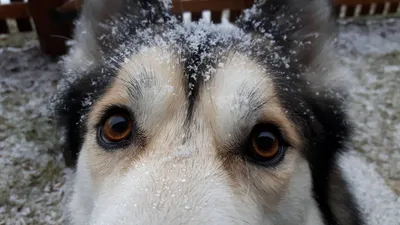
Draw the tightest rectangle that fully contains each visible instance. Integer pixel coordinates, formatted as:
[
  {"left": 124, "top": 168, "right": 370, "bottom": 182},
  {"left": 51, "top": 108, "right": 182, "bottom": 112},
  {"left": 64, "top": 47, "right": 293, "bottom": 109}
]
[
  {"left": 171, "top": 0, "right": 254, "bottom": 22},
  {"left": 0, "top": 0, "right": 75, "bottom": 56},
  {"left": 0, "top": 0, "right": 31, "bottom": 34},
  {"left": 28, "top": 0, "right": 75, "bottom": 56},
  {"left": 0, "top": 0, "right": 399, "bottom": 57},
  {"left": 334, "top": 0, "right": 400, "bottom": 18}
]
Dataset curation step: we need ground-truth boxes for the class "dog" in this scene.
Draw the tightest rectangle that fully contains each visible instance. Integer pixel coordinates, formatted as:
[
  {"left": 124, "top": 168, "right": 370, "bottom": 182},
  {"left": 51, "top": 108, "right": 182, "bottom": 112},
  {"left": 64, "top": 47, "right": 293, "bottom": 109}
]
[{"left": 52, "top": 0, "right": 365, "bottom": 224}]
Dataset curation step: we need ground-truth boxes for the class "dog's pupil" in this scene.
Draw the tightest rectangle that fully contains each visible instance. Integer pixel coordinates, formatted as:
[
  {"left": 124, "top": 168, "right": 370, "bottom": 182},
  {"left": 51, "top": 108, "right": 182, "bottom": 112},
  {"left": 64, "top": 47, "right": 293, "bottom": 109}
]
[
  {"left": 256, "top": 132, "right": 276, "bottom": 151},
  {"left": 108, "top": 116, "right": 129, "bottom": 134}
]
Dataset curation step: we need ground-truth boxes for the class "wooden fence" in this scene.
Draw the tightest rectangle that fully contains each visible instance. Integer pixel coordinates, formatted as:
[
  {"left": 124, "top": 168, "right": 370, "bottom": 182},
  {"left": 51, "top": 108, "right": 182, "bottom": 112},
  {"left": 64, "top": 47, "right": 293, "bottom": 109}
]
[
  {"left": 334, "top": 0, "right": 400, "bottom": 18},
  {"left": 0, "top": 0, "right": 399, "bottom": 56},
  {"left": 172, "top": 0, "right": 400, "bottom": 21},
  {"left": 0, "top": 0, "right": 31, "bottom": 34},
  {"left": 0, "top": 0, "right": 74, "bottom": 56}
]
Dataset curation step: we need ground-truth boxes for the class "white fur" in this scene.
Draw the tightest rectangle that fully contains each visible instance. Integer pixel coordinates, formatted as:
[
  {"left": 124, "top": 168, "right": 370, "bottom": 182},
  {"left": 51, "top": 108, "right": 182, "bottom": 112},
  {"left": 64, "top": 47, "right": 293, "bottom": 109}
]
[
  {"left": 83, "top": 155, "right": 258, "bottom": 225},
  {"left": 201, "top": 53, "right": 274, "bottom": 146},
  {"left": 269, "top": 160, "right": 324, "bottom": 225},
  {"left": 68, "top": 149, "right": 96, "bottom": 224}
]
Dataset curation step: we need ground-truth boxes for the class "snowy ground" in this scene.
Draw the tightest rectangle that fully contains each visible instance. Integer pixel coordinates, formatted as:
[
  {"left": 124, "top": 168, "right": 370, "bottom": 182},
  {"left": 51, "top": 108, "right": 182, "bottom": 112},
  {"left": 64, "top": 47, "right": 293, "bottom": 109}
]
[
  {"left": 0, "top": 19, "right": 399, "bottom": 224},
  {"left": 336, "top": 19, "right": 400, "bottom": 195}
]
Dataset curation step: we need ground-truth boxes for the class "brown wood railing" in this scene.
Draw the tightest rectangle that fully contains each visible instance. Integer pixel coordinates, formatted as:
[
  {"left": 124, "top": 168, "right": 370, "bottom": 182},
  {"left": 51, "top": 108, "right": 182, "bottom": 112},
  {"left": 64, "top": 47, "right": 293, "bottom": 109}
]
[{"left": 0, "top": 1, "right": 31, "bottom": 34}]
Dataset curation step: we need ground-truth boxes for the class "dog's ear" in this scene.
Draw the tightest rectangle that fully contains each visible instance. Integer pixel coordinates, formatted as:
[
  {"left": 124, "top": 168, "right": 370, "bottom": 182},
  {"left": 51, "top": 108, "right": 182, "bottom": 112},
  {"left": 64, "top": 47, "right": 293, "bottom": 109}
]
[
  {"left": 236, "top": 0, "right": 336, "bottom": 74},
  {"left": 65, "top": 0, "right": 174, "bottom": 71}
]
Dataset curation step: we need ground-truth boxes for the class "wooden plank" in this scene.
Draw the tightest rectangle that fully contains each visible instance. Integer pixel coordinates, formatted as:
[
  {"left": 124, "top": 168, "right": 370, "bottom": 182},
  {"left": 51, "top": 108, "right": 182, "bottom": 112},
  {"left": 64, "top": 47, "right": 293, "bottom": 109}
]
[
  {"left": 55, "top": 0, "right": 400, "bottom": 11},
  {"left": 0, "top": 20, "right": 9, "bottom": 34},
  {"left": 28, "top": 0, "right": 73, "bottom": 56},
  {"left": 360, "top": 4, "right": 372, "bottom": 16},
  {"left": 171, "top": 0, "right": 253, "bottom": 14},
  {"left": 211, "top": 10, "right": 222, "bottom": 23},
  {"left": 173, "top": 0, "right": 400, "bottom": 18},
  {"left": 374, "top": 2, "right": 386, "bottom": 14},
  {"left": 191, "top": 12, "right": 202, "bottom": 21},
  {"left": 56, "top": 0, "right": 83, "bottom": 12},
  {"left": 388, "top": 2, "right": 399, "bottom": 13},
  {"left": 229, "top": 10, "right": 242, "bottom": 22},
  {"left": 172, "top": 0, "right": 400, "bottom": 11},
  {"left": 346, "top": 4, "right": 357, "bottom": 17},
  {"left": 332, "top": 0, "right": 400, "bottom": 6},
  {"left": 11, "top": 0, "right": 33, "bottom": 32},
  {"left": 0, "top": 3, "right": 30, "bottom": 19}
]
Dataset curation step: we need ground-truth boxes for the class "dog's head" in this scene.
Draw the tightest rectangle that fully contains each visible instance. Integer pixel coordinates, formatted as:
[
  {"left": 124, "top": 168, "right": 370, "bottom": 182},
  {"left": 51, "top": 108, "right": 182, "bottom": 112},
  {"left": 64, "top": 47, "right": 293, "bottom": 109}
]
[{"left": 53, "top": 0, "right": 364, "bottom": 224}]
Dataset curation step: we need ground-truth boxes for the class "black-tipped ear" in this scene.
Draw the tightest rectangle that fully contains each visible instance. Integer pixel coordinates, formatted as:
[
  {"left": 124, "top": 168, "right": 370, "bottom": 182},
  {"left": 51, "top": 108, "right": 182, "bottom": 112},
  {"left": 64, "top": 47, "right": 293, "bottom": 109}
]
[
  {"left": 72, "top": 0, "right": 174, "bottom": 62},
  {"left": 236, "top": 0, "right": 336, "bottom": 73}
]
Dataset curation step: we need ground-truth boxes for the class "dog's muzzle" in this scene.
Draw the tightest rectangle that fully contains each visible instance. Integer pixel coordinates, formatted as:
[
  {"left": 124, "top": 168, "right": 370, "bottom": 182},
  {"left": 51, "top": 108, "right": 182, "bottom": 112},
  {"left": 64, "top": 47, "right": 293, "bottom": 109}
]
[{"left": 86, "top": 157, "right": 260, "bottom": 225}]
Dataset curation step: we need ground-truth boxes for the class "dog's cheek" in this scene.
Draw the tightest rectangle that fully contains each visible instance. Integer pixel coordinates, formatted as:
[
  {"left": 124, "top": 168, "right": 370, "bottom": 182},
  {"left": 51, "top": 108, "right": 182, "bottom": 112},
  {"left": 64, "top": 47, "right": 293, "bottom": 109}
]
[
  {"left": 220, "top": 148, "right": 298, "bottom": 210},
  {"left": 68, "top": 147, "right": 97, "bottom": 224}
]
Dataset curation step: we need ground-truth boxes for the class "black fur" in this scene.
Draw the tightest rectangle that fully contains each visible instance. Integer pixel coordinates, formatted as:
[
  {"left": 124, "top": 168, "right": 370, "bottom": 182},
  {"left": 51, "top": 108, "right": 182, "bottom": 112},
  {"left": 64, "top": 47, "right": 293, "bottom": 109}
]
[
  {"left": 273, "top": 82, "right": 364, "bottom": 225},
  {"left": 53, "top": 67, "right": 115, "bottom": 166},
  {"left": 183, "top": 42, "right": 208, "bottom": 122},
  {"left": 178, "top": 34, "right": 227, "bottom": 122}
]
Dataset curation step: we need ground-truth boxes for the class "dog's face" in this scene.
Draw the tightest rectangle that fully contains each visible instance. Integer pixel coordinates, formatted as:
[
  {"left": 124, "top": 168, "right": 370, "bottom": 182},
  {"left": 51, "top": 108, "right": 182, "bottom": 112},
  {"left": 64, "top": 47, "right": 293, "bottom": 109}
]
[{"left": 54, "top": 0, "right": 364, "bottom": 224}]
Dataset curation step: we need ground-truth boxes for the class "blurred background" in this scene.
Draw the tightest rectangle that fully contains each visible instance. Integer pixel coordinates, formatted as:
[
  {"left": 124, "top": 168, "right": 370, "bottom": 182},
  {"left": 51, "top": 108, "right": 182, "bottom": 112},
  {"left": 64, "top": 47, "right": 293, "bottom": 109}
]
[{"left": 0, "top": 0, "right": 399, "bottom": 224}]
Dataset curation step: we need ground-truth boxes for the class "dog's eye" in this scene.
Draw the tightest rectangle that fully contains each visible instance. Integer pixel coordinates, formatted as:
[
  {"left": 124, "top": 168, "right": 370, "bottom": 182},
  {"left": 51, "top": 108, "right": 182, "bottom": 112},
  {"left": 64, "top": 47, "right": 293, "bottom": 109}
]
[
  {"left": 247, "top": 124, "right": 285, "bottom": 166},
  {"left": 101, "top": 113, "right": 132, "bottom": 143},
  {"left": 252, "top": 130, "right": 279, "bottom": 158}
]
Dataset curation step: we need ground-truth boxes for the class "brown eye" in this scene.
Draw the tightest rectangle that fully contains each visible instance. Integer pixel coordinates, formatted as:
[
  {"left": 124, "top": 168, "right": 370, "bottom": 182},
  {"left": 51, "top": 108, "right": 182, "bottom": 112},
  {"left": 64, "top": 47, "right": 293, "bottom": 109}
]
[
  {"left": 252, "top": 130, "right": 279, "bottom": 159},
  {"left": 247, "top": 124, "right": 285, "bottom": 165},
  {"left": 101, "top": 114, "right": 132, "bottom": 143}
]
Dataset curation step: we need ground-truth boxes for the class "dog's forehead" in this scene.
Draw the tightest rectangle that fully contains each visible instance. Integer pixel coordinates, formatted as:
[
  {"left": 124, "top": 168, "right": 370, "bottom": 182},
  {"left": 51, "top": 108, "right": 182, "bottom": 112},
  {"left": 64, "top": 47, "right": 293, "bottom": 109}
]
[
  {"left": 90, "top": 45, "right": 270, "bottom": 121},
  {"left": 87, "top": 41, "right": 301, "bottom": 151}
]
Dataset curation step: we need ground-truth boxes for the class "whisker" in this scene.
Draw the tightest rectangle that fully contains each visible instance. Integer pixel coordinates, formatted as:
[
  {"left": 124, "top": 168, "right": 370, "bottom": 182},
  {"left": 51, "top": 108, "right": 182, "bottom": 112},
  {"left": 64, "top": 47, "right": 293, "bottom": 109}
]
[{"left": 50, "top": 35, "right": 73, "bottom": 41}]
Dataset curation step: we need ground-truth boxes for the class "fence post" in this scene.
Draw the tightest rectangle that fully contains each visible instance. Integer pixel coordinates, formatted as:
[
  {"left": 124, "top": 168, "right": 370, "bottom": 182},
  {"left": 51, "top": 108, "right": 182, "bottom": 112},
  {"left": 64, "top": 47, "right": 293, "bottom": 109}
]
[
  {"left": 0, "top": 20, "right": 8, "bottom": 34},
  {"left": 11, "top": 0, "right": 32, "bottom": 32},
  {"left": 28, "top": 0, "right": 73, "bottom": 56}
]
